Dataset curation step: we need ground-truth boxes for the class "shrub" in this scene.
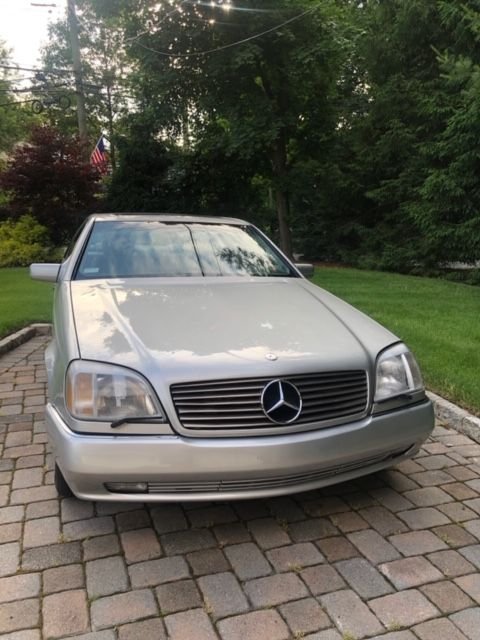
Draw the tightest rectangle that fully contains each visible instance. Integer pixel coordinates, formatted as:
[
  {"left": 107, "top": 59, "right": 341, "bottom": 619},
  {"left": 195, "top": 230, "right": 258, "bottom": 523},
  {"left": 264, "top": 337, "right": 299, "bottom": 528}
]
[{"left": 0, "top": 215, "right": 52, "bottom": 267}]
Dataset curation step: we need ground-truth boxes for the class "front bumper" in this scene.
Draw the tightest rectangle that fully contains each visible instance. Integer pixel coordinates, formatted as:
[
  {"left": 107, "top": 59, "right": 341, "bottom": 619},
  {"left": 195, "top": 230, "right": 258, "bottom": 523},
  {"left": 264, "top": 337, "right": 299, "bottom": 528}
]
[{"left": 46, "top": 400, "right": 434, "bottom": 502}]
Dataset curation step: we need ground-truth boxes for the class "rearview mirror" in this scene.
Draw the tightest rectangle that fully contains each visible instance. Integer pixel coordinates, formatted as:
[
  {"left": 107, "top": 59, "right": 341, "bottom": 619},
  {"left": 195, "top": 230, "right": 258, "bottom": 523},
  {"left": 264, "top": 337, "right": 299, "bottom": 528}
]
[
  {"left": 295, "top": 263, "right": 314, "bottom": 278},
  {"left": 30, "top": 263, "right": 60, "bottom": 283}
]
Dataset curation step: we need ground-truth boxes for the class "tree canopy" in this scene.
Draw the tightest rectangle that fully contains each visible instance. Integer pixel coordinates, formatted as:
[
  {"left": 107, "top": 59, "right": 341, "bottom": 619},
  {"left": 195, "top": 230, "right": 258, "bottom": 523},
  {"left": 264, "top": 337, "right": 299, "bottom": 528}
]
[{"left": 1, "top": 0, "right": 480, "bottom": 272}]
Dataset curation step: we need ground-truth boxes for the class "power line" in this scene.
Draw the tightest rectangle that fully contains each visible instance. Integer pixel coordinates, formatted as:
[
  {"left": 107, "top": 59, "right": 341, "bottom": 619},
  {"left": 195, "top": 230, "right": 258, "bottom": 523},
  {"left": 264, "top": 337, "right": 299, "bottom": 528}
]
[
  {"left": 130, "top": 6, "right": 317, "bottom": 59},
  {"left": 0, "top": 63, "right": 73, "bottom": 75},
  {"left": 124, "top": 0, "right": 191, "bottom": 44}
]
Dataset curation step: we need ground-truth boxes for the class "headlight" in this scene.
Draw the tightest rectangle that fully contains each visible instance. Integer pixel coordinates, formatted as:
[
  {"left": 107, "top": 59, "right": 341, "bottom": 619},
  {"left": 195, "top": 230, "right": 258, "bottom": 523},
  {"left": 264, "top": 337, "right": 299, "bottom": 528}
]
[
  {"left": 65, "top": 361, "right": 165, "bottom": 421},
  {"left": 374, "top": 343, "right": 424, "bottom": 402}
]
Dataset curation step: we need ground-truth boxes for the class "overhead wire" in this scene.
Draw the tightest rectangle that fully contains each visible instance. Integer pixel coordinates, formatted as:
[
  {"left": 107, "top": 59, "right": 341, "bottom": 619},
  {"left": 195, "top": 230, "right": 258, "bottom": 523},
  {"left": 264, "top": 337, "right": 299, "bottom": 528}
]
[{"left": 130, "top": 5, "right": 318, "bottom": 59}]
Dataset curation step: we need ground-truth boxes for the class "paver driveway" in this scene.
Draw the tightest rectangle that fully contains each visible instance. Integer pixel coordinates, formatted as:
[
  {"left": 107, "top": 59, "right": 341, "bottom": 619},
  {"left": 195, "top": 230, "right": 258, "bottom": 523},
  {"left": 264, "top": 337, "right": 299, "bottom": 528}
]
[{"left": 2, "top": 336, "right": 480, "bottom": 640}]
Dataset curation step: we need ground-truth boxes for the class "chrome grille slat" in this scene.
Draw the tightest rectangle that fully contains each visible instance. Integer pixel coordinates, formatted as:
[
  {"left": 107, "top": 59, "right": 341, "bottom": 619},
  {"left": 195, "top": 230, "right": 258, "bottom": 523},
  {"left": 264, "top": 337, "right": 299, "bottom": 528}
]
[
  {"left": 171, "top": 370, "right": 369, "bottom": 432},
  {"left": 146, "top": 446, "right": 410, "bottom": 493}
]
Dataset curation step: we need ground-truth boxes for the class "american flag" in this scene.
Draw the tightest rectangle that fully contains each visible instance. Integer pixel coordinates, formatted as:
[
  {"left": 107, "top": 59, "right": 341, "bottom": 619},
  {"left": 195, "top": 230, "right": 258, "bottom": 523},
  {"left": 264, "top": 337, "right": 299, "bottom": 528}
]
[{"left": 90, "top": 135, "right": 109, "bottom": 173}]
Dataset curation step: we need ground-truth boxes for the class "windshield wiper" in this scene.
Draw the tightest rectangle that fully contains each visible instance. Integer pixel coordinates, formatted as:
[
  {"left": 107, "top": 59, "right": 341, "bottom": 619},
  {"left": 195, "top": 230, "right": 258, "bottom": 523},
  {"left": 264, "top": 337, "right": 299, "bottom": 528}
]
[{"left": 110, "top": 416, "right": 166, "bottom": 429}]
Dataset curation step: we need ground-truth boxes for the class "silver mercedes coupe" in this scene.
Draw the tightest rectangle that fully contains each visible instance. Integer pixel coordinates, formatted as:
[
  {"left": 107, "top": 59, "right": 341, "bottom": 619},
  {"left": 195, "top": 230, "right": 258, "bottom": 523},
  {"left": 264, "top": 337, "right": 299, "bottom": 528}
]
[{"left": 30, "top": 214, "right": 434, "bottom": 502}]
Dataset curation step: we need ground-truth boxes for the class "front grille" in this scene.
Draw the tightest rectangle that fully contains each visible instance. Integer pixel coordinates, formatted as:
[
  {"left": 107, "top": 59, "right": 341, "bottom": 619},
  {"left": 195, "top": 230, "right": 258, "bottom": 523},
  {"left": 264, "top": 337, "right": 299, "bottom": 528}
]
[
  {"left": 146, "top": 446, "right": 411, "bottom": 494},
  {"left": 170, "top": 370, "right": 369, "bottom": 431}
]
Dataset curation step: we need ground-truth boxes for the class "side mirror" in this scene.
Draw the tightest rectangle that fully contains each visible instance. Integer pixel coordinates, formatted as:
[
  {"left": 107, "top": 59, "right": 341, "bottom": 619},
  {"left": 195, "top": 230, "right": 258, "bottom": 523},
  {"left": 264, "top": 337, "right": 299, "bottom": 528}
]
[
  {"left": 30, "top": 263, "right": 60, "bottom": 283},
  {"left": 295, "top": 263, "right": 314, "bottom": 278}
]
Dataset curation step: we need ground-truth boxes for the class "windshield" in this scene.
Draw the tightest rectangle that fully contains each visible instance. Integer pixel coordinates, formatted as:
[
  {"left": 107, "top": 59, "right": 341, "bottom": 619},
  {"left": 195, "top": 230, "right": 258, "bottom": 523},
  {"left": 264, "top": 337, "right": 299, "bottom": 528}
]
[{"left": 75, "top": 221, "right": 297, "bottom": 279}]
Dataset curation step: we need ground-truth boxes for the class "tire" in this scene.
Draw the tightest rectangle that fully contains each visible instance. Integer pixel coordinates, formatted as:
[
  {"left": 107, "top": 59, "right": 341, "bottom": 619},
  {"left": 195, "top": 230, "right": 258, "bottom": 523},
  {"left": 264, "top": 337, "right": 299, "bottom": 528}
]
[
  {"left": 54, "top": 463, "right": 73, "bottom": 498},
  {"left": 57, "top": 95, "right": 71, "bottom": 110},
  {"left": 31, "top": 100, "right": 44, "bottom": 114}
]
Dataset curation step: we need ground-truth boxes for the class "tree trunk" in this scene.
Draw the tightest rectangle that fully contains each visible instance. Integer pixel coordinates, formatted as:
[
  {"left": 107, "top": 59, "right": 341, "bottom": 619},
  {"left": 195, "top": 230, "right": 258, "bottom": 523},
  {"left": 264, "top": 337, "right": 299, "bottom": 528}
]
[{"left": 271, "top": 135, "right": 293, "bottom": 257}]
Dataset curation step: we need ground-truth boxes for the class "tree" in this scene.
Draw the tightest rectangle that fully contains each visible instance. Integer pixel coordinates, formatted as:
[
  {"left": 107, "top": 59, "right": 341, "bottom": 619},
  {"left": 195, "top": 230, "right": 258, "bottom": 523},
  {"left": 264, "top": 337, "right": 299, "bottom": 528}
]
[
  {"left": 411, "top": 1, "right": 480, "bottom": 263},
  {"left": 0, "top": 43, "right": 37, "bottom": 155},
  {"left": 40, "top": 0, "right": 130, "bottom": 162},
  {"left": 90, "top": 0, "right": 353, "bottom": 256},
  {"left": 0, "top": 125, "right": 100, "bottom": 242}
]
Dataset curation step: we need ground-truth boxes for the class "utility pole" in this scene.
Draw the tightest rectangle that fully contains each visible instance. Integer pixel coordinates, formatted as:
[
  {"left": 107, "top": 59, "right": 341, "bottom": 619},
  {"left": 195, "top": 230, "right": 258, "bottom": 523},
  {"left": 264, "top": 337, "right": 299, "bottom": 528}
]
[{"left": 67, "top": 0, "right": 88, "bottom": 143}]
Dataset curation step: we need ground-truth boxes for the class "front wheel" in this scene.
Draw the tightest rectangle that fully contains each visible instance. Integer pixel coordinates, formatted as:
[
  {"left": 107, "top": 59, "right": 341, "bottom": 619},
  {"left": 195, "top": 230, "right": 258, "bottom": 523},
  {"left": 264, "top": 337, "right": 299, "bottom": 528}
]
[
  {"left": 57, "top": 95, "right": 71, "bottom": 110},
  {"left": 31, "top": 100, "right": 44, "bottom": 114},
  {"left": 54, "top": 463, "right": 73, "bottom": 498}
]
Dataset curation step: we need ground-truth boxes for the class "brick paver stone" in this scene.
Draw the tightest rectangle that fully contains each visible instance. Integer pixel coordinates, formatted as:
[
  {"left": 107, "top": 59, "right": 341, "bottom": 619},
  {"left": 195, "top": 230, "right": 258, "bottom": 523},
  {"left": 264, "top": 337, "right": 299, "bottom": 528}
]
[
  {"left": 427, "top": 549, "right": 476, "bottom": 577},
  {"left": 83, "top": 534, "right": 121, "bottom": 560},
  {"left": 389, "top": 530, "right": 448, "bottom": 555},
  {"left": 197, "top": 571, "right": 249, "bottom": 619},
  {"left": 266, "top": 541, "right": 324, "bottom": 571},
  {"left": 244, "top": 572, "right": 308, "bottom": 607},
  {"left": 301, "top": 564, "right": 346, "bottom": 595},
  {"left": 0, "top": 573, "right": 40, "bottom": 603},
  {"left": 120, "top": 528, "right": 162, "bottom": 563},
  {"left": 379, "top": 556, "right": 443, "bottom": 589},
  {"left": 280, "top": 597, "right": 331, "bottom": 635},
  {"left": 0, "top": 522, "right": 21, "bottom": 544},
  {"left": 288, "top": 517, "right": 338, "bottom": 541},
  {"left": 118, "top": 618, "right": 167, "bottom": 640},
  {"left": 454, "top": 574, "right": 480, "bottom": 604},
  {"left": 150, "top": 505, "right": 188, "bottom": 534},
  {"left": 23, "top": 515, "right": 60, "bottom": 548},
  {"left": 369, "top": 487, "right": 414, "bottom": 512},
  {"left": 397, "top": 507, "right": 450, "bottom": 530},
  {"left": 421, "top": 580, "right": 474, "bottom": 613},
  {"left": 156, "top": 579, "right": 202, "bottom": 614},
  {"left": 247, "top": 517, "right": 291, "bottom": 549},
  {"left": 358, "top": 506, "right": 407, "bottom": 535},
  {"left": 335, "top": 558, "right": 393, "bottom": 598},
  {"left": 187, "top": 504, "right": 237, "bottom": 528},
  {"left": 161, "top": 528, "right": 215, "bottom": 555},
  {"left": 369, "top": 589, "right": 439, "bottom": 627},
  {"left": 224, "top": 542, "right": 272, "bottom": 580},
  {"left": 348, "top": 529, "right": 401, "bottom": 564},
  {"left": 43, "top": 564, "right": 84, "bottom": 593},
  {"left": 63, "top": 516, "right": 115, "bottom": 541},
  {"left": 303, "top": 495, "right": 349, "bottom": 517},
  {"left": 129, "top": 556, "right": 190, "bottom": 588},
  {"left": 86, "top": 555, "right": 129, "bottom": 598},
  {"left": 213, "top": 522, "right": 251, "bottom": 545},
  {"left": 217, "top": 609, "right": 290, "bottom": 640},
  {"left": 26, "top": 499, "right": 58, "bottom": 519},
  {"left": 459, "top": 544, "right": 480, "bottom": 569},
  {"left": 316, "top": 536, "right": 359, "bottom": 561},
  {"left": 61, "top": 497, "right": 94, "bottom": 522},
  {"left": 0, "top": 598, "right": 39, "bottom": 634},
  {"left": 42, "top": 590, "right": 89, "bottom": 639},
  {"left": 186, "top": 548, "right": 230, "bottom": 576},
  {"left": 0, "top": 541, "right": 20, "bottom": 576},
  {"left": 413, "top": 618, "right": 469, "bottom": 640},
  {"left": 434, "top": 523, "right": 478, "bottom": 547},
  {"left": 404, "top": 487, "right": 453, "bottom": 507},
  {"left": 164, "top": 609, "right": 217, "bottom": 640},
  {"left": 321, "top": 589, "right": 384, "bottom": 638},
  {"left": 22, "top": 541, "right": 82, "bottom": 571},
  {"left": 0, "top": 631, "right": 41, "bottom": 640},
  {"left": 450, "top": 608, "right": 480, "bottom": 639},
  {"left": 91, "top": 589, "right": 158, "bottom": 630}
]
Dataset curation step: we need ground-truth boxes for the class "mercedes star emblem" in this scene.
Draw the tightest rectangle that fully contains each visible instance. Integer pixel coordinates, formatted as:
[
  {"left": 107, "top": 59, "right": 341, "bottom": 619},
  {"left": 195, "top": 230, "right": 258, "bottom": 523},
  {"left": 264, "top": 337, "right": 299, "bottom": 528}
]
[{"left": 261, "top": 379, "right": 302, "bottom": 424}]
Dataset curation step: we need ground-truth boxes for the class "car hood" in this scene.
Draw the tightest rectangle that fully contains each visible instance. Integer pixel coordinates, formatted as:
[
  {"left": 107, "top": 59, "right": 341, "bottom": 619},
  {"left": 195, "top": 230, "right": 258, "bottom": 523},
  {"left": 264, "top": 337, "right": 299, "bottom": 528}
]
[{"left": 70, "top": 277, "right": 398, "bottom": 382}]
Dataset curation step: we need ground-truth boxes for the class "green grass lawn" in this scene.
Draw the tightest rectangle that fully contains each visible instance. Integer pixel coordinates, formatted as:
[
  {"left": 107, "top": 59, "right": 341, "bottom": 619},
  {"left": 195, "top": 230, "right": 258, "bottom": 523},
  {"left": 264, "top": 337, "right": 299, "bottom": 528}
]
[
  {"left": 1, "top": 265, "right": 479, "bottom": 416},
  {"left": 313, "top": 267, "right": 480, "bottom": 416},
  {"left": 0, "top": 268, "right": 54, "bottom": 339}
]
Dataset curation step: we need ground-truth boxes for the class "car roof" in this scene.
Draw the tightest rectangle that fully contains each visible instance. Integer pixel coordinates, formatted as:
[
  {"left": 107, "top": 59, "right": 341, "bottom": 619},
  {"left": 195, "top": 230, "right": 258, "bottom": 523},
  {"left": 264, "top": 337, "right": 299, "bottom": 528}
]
[{"left": 91, "top": 213, "right": 248, "bottom": 225}]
